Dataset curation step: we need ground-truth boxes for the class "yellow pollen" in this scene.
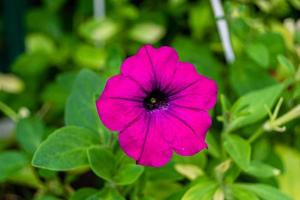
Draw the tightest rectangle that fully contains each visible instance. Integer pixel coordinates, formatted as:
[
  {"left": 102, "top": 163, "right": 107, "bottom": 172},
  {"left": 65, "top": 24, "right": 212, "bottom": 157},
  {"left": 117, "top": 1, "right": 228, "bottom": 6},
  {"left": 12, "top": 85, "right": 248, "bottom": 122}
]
[{"left": 150, "top": 97, "right": 157, "bottom": 104}]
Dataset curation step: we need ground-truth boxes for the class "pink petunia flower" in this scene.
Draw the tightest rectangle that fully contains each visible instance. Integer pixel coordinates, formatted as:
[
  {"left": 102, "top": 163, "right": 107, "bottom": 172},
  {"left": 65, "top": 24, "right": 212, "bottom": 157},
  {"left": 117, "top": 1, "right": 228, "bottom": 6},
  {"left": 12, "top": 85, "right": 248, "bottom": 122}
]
[{"left": 96, "top": 45, "right": 218, "bottom": 167}]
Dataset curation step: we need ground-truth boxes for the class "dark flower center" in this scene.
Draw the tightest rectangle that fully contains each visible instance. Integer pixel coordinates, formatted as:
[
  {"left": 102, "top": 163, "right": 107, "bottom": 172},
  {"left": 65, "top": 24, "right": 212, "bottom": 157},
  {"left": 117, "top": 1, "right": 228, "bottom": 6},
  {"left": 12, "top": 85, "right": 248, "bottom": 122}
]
[{"left": 143, "top": 89, "right": 169, "bottom": 111}]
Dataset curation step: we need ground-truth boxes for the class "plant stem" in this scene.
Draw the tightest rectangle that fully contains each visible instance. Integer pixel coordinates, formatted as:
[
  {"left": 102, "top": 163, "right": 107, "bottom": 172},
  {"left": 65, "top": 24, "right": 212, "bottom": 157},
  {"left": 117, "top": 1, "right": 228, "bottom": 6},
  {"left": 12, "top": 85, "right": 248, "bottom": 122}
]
[
  {"left": 248, "top": 127, "right": 264, "bottom": 143},
  {"left": 0, "top": 101, "right": 18, "bottom": 121}
]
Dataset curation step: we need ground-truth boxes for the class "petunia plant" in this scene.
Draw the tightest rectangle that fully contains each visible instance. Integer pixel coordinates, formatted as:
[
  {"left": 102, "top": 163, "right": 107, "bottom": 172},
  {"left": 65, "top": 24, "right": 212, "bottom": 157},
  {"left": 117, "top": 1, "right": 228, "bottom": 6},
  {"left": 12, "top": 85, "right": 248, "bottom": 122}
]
[
  {"left": 96, "top": 45, "right": 217, "bottom": 167},
  {"left": 1, "top": 1, "right": 300, "bottom": 200}
]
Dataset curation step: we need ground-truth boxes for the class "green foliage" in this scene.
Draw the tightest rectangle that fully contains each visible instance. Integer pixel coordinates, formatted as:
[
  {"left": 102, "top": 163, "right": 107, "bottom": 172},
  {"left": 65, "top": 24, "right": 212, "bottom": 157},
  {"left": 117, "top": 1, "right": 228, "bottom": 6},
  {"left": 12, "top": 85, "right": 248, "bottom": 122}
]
[
  {"left": 32, "top": 126, "right": 100, "bottom": 170},
  {"left": 0, "top": 151, "right": 28, "bottom": 182},
  {"left": 224, "top": 134, "right": 251, "bottom": 169},
  {"left": 65, "top": 69, "right": 103, "bottom": 133},
  {"left": 87, "top": 146, "right": 115, "bottom": 181},
  {"left": 227, "top": 84, "right": 283, "bottom": 132},
  {"left": 88, "top": 146, "right": 144, "bottom": 185},
  {"left": 246, "top": 43, "right": 270, "bottom": 68},
  {"left": 231, "top": 185, "right": 260, "bottom": 200},
  {"left": 69, "top": 188, "right": 98, "bottom": 200},
  {"left": 235, "top": 183, "right": 292, "bottom": 200},
  {"left": 182, "top": 178, "right": 218, "bottom": 200},
  {"left": 16, "top": 117, "right": 45, "bottom": 154},
  {"left": 1, "top": 0, "right": 299, "bottom": 199}
]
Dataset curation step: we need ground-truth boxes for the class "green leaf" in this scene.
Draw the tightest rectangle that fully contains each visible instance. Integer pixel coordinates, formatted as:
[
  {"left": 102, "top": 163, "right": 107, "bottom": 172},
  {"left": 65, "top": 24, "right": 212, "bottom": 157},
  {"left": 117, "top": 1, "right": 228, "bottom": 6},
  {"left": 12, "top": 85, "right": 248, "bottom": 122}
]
[
  {"left": 235, "top": 183, "right": 292, "bottom": 200},
  {"left": 257, "top": 32, "right": 286, "bottom": 67},
  {"left": 79, "top": 19, "right": 119, "bottom": 43},
  {"left": 70, "top": 188, "right": 98, "bottom": 200},
  {"left": 87, "top": 188, "right": 125, "bottom": 200},
  {"left": 129, "top": 22, "right": 166, "bottom": 44},
  {"left": 277, "top": 55, "right": 295, "bottom": 75},
  {"left": 43, "top": 0, "right": 66, "bottom": 11},
  {"left": 32, "top": 126, "right": 100, "bottom": 170},
  {"left": 87, "top": 148, "right": 144, "bottom": 185},
  {"left": 224, "top": 135, "right": 251, "bottom": 169},
  {"left": 144, "top": 181, "right": 182, "bottom": 200},
  {"left": 229, "top": 58, "right": 276, "bottom": 95},
  {"left": 276, "top": 145, "right": 300, "bottom": 200},
  {"left": 246, "top": 43, "right": 270, "bottom": 68},
  {"left": 34, "top": 196, "right": 60, "bottom": 200},
  {"left": 42, "top": 72, "right": 75, "bottom": 112},
  {"left": 182, "top": 179, "right": 218, "bottom": 200},
  {"left": 188, "top": 1, "right": 213, "bottom": 39},
  {"left": 0, "top": 151, "right": 28, "bottom": 182},
  {"left": 8, "top": 165, "right": 42, "bottom": 188},
  {"left": 174, "top": 164, "right": 204, "bottom": 180},
  {"left": 16, "top": 117, "right": 45, "bottom": 154},
  {"left": 245, "top": 161, "right": 280, "bottom": 178},
  {"left": 173, "top": 152, "right": 207, "bottom": 168},
  {"left": 114, "top": 164, "right": 144, "bottom": 185},
  {"left": 146, "top": 163, "right": 184, "bottom": 182},
  {"left": 231, "top": 185, "right": 259, "bottom": 200},
  {"left": 87, "top": 146, "right": 115, "bottom": 181},
  {"left": 65, "top": 69, "right": 103, "bottom": 134},
  {"left": 228, "top": 84, "right": 283, "bottom": 132},
  {"left": 73, "top": 44, "right": 106, "bottom": 69},
  {"left": 206, "top": 133, "right": 221, "bottom": 158},
  {"left": 26, "top": 33, "right": 56, "bottom": 56},
  {"left": 12, "top": 52, "right": 49, "bottom": 76}
]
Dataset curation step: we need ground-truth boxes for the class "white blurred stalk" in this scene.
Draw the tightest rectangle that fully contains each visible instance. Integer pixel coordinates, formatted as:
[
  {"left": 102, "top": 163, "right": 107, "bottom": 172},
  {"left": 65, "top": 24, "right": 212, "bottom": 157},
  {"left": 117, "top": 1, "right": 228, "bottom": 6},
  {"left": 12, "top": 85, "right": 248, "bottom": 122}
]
[
  {"left": 210, "top": 0, "right": 235, "bottom": 63},
  {"left": 93, "top": 0, "right": 105, "bottom": 19}
]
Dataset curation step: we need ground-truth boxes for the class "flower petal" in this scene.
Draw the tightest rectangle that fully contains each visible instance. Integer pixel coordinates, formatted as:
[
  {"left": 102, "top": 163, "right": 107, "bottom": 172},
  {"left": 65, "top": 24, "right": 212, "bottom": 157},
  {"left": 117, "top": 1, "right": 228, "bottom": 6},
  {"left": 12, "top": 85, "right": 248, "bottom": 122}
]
[
  {"left": 96, "top": 75, "right": 145, "bottom": 131},
  {"left": 162, "top": 106, "right": 211, "bottom": 156},
  {"left": 167, "top": 62, "right": 218, "bottom": 110},
  {"left": 119, "top": 112, "right": 172, "bottom": 167},
  {"left": 163, "top": 62, "right": 200, "bottom": 95},
  {"left": 170, "top": 78, "right": 218, "bottom": 110},
  {"left": 121, "top": 45, "right": 179, "bottom": 91}
]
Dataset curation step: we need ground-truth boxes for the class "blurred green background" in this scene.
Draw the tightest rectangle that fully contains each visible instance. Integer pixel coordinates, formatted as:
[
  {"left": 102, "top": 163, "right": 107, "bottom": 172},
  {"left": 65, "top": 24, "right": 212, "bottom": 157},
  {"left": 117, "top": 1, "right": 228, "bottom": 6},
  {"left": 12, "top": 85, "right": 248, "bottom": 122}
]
[{"left": 0, "top": 0, "right": 300, "bottom": 199}]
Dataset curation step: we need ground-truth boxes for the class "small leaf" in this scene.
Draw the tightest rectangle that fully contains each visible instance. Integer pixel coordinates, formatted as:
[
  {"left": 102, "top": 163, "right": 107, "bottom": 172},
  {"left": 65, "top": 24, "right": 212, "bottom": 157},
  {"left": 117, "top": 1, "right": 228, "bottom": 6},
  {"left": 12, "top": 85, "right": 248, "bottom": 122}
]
[
  {"left": 34, "top": 196, "right": 60, "bottom": 200},
  {"left": 231, "top": 185, "right": 259, "bottom": 200},
  {"left": 70, "top": 188, "right": 98, "bottom": 200},
  {"left": 0, "top": 73, "right": 24, "bottom": 93},
  {"left": 8, "top": 165, "right": 42, "bottom": 188},
  {"left": 0, "top": 151, "right": 28, "bottom": 182},
  {"left": 246, "top": 43, "right": 270, "bottom": 68},
  {"left": 277, "top": 55, "right": 295, "bottom": 75},
  {"left": 65, "top": 69, "right": 104, "bottom": 135},
  {"left": 114, "top": 164, "right": 144, "bottom": 185},
  {"left": 129, "top": 22, "right": 166, "bottom": 44},
  {"left": 87, "top": 146, "right": 115, "bottom": 181},
  {"left": 146, "top": 163, "right": 184, "bottom": 181},
  {"left": 229, "top": 58, "right": 276, "bottom": 95},
  {"left": 174, "top": 164, "right": 204, "bottom": 180},
  {"left": 257, "top": 32, "right": 286, "bottom": 66},
  {"left": 79, "top": 19, "right": 119, "bottom": 43},
  {"left": 245, "top": 161, "right": 280, "bottom": 178},
  {"left": 224, "top": 135, "right": 251, "bottom": 169},
  {"left": 87, "top": 188, "right": 125, "bottom": 200},
  {"left": 73, "top": 44, "right": 106, "bottom": 69},
  {"left": 173, "top": 152, "right": 207, "bottom": 168},
  {"left": 235, "top": 183, "right": 292, "bottom": 200},
  {"left": 32, "top": 126, "right": 100, "bottom": 170},
  {"left": 144, "top": 181, "right": 182, "bottom": 200},
  {"left": 276, "top": 145, "right": 300, "bottom": 200},
  {"left": 182, "top": 179, "right": 218, "bottom": 200},
  {"left": 206, "top": 133, "right": 221, "bottom": 158},
  {"left": 26, "top": 33, "right": 56, "bottom": 56},
  {"left": 228, "top": 84, "right": 283, "bottom": 132},
  {"left": 16, "top": 117, "right": 45, "bottom": 154}
]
